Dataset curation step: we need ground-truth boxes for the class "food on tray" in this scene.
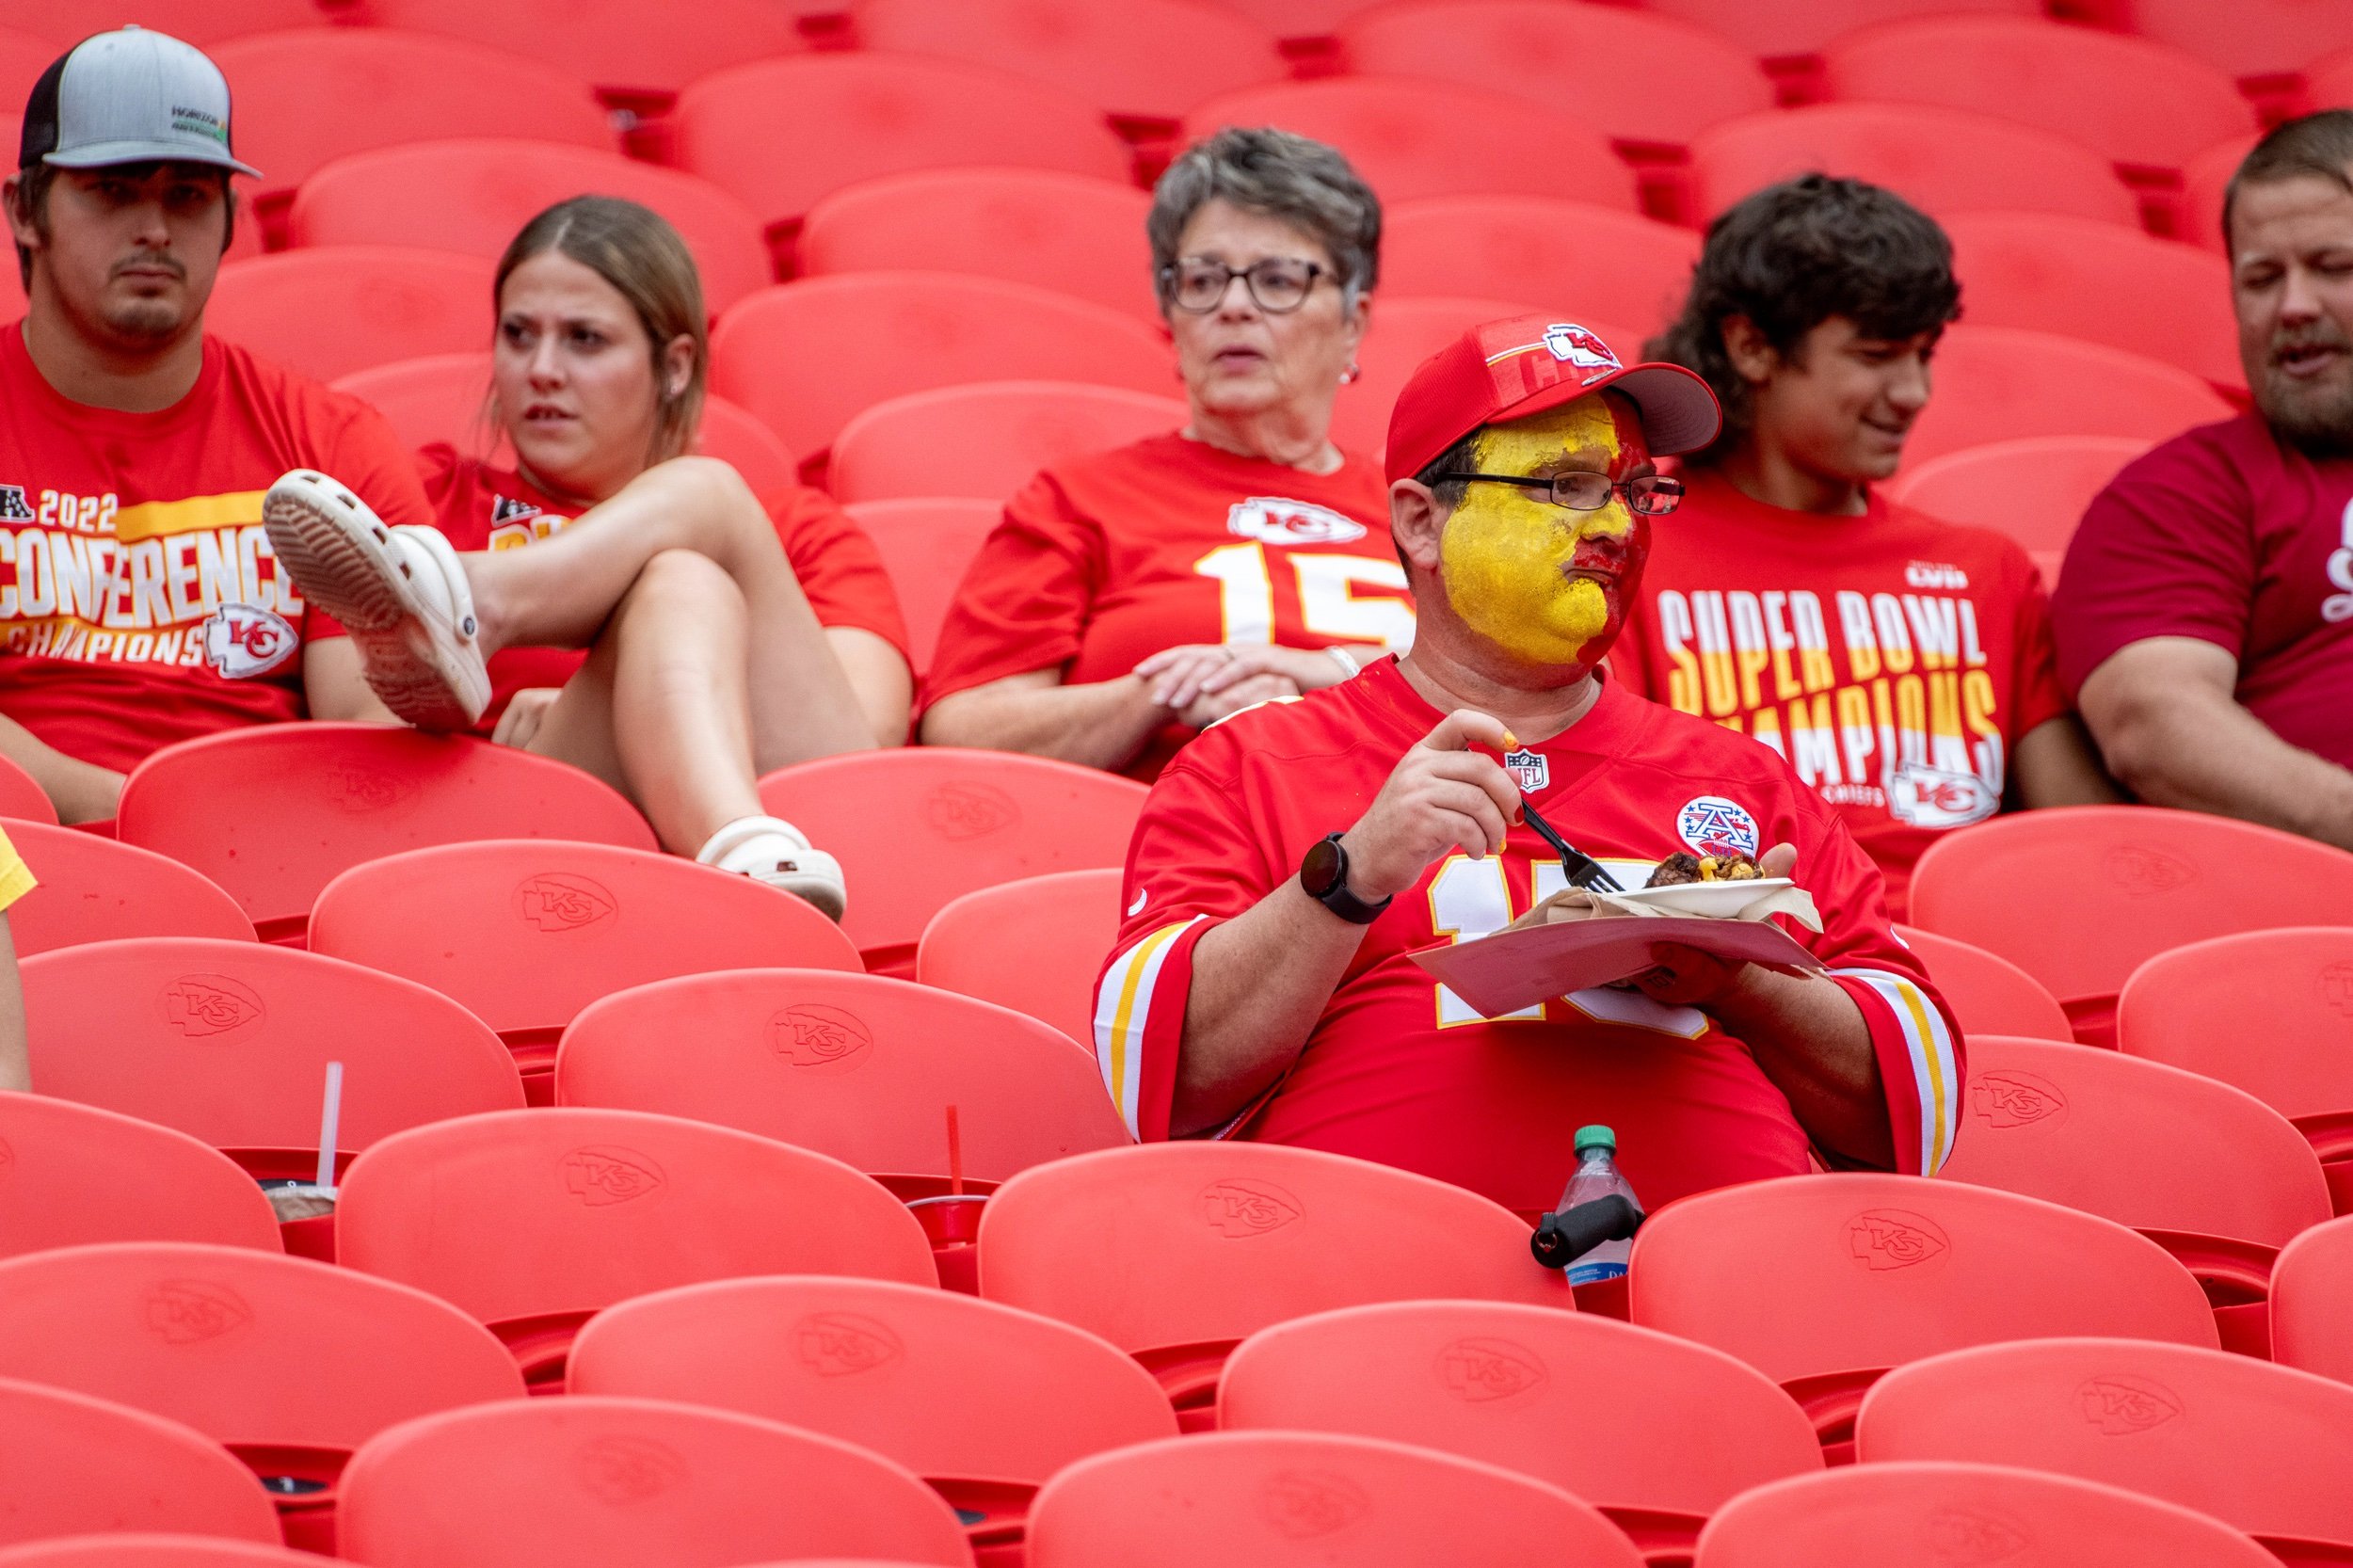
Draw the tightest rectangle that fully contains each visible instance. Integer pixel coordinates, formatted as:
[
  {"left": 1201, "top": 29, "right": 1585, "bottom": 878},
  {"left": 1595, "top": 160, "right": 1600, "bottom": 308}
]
[{"left": 1644, "top": 850, "right": 1763, "bottom": 888}]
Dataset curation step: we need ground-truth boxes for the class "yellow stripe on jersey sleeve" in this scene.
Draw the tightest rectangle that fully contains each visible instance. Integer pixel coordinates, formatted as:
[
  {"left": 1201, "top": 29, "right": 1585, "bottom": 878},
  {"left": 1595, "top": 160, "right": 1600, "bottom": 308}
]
[
  {"left": 112, "top": 491, "right": 268, "bottom": 543},
  {"left": 1094, "top": 917, "right": 1204, "bottom": 1139}
]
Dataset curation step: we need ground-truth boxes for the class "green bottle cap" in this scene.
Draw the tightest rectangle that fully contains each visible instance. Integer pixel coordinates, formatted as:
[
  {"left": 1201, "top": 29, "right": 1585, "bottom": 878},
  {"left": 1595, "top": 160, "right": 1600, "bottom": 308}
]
[{"left": 1574, "top": 1125, "right": 1616, "bottom": 1152}]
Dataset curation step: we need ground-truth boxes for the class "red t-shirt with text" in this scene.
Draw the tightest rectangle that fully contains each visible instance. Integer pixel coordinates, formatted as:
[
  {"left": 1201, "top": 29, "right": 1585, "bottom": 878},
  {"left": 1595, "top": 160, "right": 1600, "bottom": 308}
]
[
  {"left": 419, "top": 446, "right": 910, "bottom": 734},
  {"left": 0, "top": 325, "right": 428, "bottom": 773},
  {"left": 1094, "top": 659, "right": 1964, "bottom": 1217},
  {"left": 2053, "top": 413, "right": 2353, "bottom": 769},
  {"left": 920, "top": 433, "right": 1414, "bottom": 779},
  {"left": 1611, "top": 472, "right": 2068, "bottom": 911}
]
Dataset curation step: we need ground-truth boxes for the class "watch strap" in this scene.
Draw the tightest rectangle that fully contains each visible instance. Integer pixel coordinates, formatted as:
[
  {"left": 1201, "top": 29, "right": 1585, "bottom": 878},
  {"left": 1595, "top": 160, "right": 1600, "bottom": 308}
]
[{"left": 1304, "top": 831, "right": 1392, "bottom": 924}]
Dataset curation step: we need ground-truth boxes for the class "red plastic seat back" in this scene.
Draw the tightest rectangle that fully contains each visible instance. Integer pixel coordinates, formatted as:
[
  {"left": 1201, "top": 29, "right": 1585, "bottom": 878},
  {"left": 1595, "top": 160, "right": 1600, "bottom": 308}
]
[
  {"left": 554, "top": 969, "right": 1131, "bottom": 1189},
  {"left": 1910, "top": 807, "right": 2353, "bottom": 1039},
  {"left": 2182, "top": 133, "right": 2258, "bottom": 256},
  {"left": 334, "top": 355, "right": 797, "bottom": 498},
  {"left": 0, "top": 1095, "right": 281, "bottom": 1258},
  {"left": 2118, "top": 927, "right": 2353, "bottom": 1124},
  {"left": 0, "top": 30, "right": 58, "bottom": 110},
  {"left": 205, "top": 248, "right": 493, "bottom": 385},
  {"left": 1891, "top": 924, "right": 2070, "bottom": 1040},
  {"left": 0, "top": 1379, "right": 285, "bottom": 1551},
  {"left": 854, "top": 0, "right": 1285, "bottom": 126},
  {"left": 1336, "top": 297, "right": 1641, "bottom": 457},
  {"left": 917, "top": 867, "right": 1125, "bottom": 1045},
  {"left": 0, "top": 752, "right": 56, "bottom": 823},
  {"left": 24, "top": 937, "right": 523, "bottom": 1181},
  {"left": 1823, "top": 15, "right": 2256, "bottom": 173},
  {"left": 1641, "top": 0, "right": 2037, "bottom": 58},
  {"left": 1898, "top": 327, "right": 2233, "bottom": 470},
  {"left": 758, "top": 748, "right": 1146, "bottom": 970},
  {"left": 1028, "top": 1431, "right": 1642, "bottom": 1568},
  {"left": 1379, "top": 198, "right": 1698, "bottom": 341},
  {"left": 337, "top": 1109, "right": 936, "bottom": 1382},
  {"left": 337, "top": 1397, "right": 973, "bottom": 1568},
  {"left": 2101, "top": 0, "right": 2353, "bottom": 85},
  {"left": 3, "top": 819, "right": 254, "bottom": 955},
  {"left": 1690, "top": 103, "right": 2140, "bottom": 228},
  {"left": 309, "top": 841, "right": 861, "bottom": 1080},
  {"left": 1942, "top": 213, "right": 2241, "bottom": 391},
  {"left": 1693, "top": 1461, "right": 2281, "bottom": 1568},
  {"left": 2273, "top": 1216, "right": 2353, "bottom": 1386},
  {"left": 1341, "top": 1, "right": 1770, "bottom": 151},
  {"left": 712, "top": 274, "right": 1172, "bottom": 471},
  {"left": 1181, "top": 76, "right": 1637, "bottom": 209},
  {"left": 1883, "top": 435, "right": 2151, "bottom": 565},
  {"left": 1858, "top": 1337, "right": 2353, "bottom": 1553},
  {"left": 1220, "top": 1301, "right": 1822, "bottom": 1534},
  {"left": 569, "top": 1276, "right": 1176, "bottom": 1496},
  {"left": 800, "top": 169, "right": 1158, "bottom": 323},
  {"left": 841, "top": 500, "right": 1000, "bottom": 676},
  {"left": 363, "top": 0, "right": 810, "bottom": 103},
  {"left": 33, "top": 0, "right": 360, "bottom": 50},
  {"left": 673, "top": 55, "right": 1131, "bottom": 238},
  {"left": 829, "top": 381, "right": 1186, "bottom": 505},
  {"left": 0, "top": 1537, "right": 323, "bottom": 1567},
  {"left": 289, "top": 139, "right": 775, "bottom": 315},
  {"left": 117, "top": 726, "right": 654, "bottom": 943}
]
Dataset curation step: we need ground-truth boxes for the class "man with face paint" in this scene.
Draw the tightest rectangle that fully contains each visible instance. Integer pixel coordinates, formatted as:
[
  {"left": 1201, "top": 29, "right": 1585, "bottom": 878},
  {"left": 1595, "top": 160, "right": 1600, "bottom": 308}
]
[{"left": 1096, "top": 315, "right": 1963, "bottom": 1216}]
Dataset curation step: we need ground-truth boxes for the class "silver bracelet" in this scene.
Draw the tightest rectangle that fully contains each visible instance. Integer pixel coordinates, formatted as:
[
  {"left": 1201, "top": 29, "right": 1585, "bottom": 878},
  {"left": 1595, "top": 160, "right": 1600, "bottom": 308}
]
[{"left": 1323, "top": 645, "right": 1362, "bottom": 679}]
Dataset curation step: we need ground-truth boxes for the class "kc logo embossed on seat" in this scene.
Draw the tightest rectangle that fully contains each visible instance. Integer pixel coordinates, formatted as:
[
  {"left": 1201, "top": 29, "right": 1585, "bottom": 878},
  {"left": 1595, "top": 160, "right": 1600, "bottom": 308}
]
[
  {"left": 1969, "top": 1071, "right": 2068, "bottom": 1129},
  {"left": 793, "top": 1311, "right": 904, "bottom": 1378},
  {"left": 514, "top": 873, "right": 617, "bottom": 933},
  {"left": 1923, "top": 1507, "right": 2031, "bottom": 1564},
  {"left": 1258, "top": 1469, "right": 1369, "bottom": 1539},
  {"left": 2076, "top": 1374, "right": 2183, "bottom": 1435},
  {"left": 144, "top": 1280, "right": 251, "bottom": 1344},
  {"left": 161, "top": 974, "right": 265, "bottom": 1038},
  {"left": 923, "top": 782, "right": 1019, "bottom": 841},
  {"left": 2103, "top": 845, "right": 2196, "bottom": 897},
  {"left": 1434, "top": 1336, "right": 1546, "bottom": 1402},
  {"left": 770, "top": 1004, "right": 872, "bottom": 1067},
  {"left": 559, "top": 1145, "right": 664, "bottom": 1207},
  {"left": 575, "top": 1435, "right": 685, "bottom": 1503},
  {"left": 1846, "top": 1208, "right": 1951, "bottom": 1271},
  {"left": 1199, "top": 1178, "right": 1303, "bottom": 1238}
]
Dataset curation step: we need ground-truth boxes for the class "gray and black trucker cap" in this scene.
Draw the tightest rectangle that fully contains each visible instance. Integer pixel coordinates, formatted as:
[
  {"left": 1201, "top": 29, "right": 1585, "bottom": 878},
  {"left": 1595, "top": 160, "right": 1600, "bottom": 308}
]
[{"left": 19, "top": 26, "right": 262, "bottom": 178}]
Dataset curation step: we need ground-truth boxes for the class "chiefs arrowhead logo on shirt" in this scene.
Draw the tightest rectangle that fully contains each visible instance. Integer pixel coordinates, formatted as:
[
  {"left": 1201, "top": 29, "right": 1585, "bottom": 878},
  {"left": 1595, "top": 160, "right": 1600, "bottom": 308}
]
[
  {"left": 1887, "top": 763, "right": 1998, "bottom": 829},
  {"left": 1227, "top": 496, "right": 1367, "bottom": 546},
  {"left": 200, "top": 602, "right": 298, "bottom": 679}
]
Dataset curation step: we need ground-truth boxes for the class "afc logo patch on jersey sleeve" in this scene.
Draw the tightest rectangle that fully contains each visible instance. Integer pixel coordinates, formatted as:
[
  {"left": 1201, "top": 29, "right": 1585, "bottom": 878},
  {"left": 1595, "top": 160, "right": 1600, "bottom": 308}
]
[{"left": 1676, "top": 794, "right": 1760, "bottom": 857}]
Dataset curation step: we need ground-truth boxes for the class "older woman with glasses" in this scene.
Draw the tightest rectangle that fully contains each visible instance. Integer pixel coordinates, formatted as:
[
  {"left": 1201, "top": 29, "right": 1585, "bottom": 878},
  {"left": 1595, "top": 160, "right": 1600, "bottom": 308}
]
[{"left": 918, "top": 128, "right": 1415, "bottom": 779}]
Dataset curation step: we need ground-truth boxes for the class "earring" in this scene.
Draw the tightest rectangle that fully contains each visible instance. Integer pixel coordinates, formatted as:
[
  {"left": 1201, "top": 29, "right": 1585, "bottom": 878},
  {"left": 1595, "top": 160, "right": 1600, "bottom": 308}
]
[{"left": 1342, "top": 361, "right": 1362, "bottom": 385}]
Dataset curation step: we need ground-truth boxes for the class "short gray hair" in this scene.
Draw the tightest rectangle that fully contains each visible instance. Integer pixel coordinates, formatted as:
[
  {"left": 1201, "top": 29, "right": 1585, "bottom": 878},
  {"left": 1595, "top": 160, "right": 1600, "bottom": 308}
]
[
  {"left": 2224, "top": 109, "right": 2353, "bottom": 253},
  {"left": 1147, "top": 127, "right": 1382, "bottom": 312}
]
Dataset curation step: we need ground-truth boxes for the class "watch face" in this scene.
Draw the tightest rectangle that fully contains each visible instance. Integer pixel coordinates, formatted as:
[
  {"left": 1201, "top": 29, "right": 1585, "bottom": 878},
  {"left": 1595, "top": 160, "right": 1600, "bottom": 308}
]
[{"left": 1301, "top": 835, "right": 1344, "bottom": 898}]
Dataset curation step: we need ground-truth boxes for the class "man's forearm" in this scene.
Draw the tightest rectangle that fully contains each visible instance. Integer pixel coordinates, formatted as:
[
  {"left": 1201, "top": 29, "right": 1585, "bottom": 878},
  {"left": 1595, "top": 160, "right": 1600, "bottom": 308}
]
[
  {"left": 0, "top": 713, "right": 120, "bottom": 824},
  {"left": 1172, "top": 883, "right": 1369, "bottom": 1136},
  {"left": 1710, "top": 968, "right": 1893, "bottom": 1169},
  {"left": 921, "top": 675, "right": 1168, "bottom": 772},
  {"left": 2089, "top": 678, "right": 2353, "bottom": 851}
]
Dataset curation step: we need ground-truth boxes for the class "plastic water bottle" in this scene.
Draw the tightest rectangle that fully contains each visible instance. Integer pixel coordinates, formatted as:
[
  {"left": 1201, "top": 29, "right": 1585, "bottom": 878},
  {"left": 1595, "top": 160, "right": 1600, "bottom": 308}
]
[{"left": 1558, "top": 1125, "right": 1639, "bottom": 1285}]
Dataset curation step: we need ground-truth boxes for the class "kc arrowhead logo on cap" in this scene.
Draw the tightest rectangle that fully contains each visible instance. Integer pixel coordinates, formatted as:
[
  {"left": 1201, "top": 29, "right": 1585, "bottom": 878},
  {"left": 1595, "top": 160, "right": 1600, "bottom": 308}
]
[{"left": 19, "top": 26, "right": 263, "bottom": 180}]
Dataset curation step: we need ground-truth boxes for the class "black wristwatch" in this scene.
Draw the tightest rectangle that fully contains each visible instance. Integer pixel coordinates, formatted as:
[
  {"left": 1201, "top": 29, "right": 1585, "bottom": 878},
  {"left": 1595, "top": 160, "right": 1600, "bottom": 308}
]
[{"left": 1300, "top": 832, "right": 1392, "bottom": 924}]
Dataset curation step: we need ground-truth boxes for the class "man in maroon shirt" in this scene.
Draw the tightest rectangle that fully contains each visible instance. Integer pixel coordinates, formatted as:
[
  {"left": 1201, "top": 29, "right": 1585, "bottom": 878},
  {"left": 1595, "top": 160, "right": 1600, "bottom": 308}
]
[{"left": 2055, "top": 111, "right": 2353, "bottom": 850}]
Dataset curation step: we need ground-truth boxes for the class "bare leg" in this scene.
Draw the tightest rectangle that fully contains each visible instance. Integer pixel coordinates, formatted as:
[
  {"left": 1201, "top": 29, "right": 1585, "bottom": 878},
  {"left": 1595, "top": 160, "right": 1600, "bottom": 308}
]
[{"left": 467, "top": 456, "right": 875, "bottom": 771}]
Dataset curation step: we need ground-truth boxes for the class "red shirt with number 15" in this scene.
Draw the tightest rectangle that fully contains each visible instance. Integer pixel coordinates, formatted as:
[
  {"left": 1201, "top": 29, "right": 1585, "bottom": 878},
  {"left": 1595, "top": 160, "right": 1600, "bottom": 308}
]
[{"left": 919, "top": 433, "right": 1416, "bottom": 780}]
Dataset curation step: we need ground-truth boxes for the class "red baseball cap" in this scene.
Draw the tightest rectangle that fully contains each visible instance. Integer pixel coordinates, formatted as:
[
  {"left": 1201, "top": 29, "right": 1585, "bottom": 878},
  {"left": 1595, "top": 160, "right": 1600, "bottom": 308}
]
[{"left": 1385, "top": 315, "right": 1721, "bottom": 483}]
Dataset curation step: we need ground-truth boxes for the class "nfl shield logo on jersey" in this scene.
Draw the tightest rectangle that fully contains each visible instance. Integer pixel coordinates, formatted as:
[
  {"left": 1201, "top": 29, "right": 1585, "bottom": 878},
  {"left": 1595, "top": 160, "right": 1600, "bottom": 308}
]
[
  {"left": 1502, "top": 748, "right": 1549, "bottom": 792},
  {"left": 1676, "top": 795, "right": 1759, "bottom": 857},
  {"left": 1543, "top": 323, "right": 1621, "bottom": 373},
  {"left": 201, "top": 602, "right": 298, "bottom": 679}
]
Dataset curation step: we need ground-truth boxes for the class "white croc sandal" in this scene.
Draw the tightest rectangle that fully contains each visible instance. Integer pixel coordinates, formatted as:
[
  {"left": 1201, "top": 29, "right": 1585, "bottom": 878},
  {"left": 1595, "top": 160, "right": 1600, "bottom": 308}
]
[
  {"left": 263, "top": 469, "right": 489, "bottom": 730},
  {"left": 697, "top": 814, "right": 848, "bottom": 922}
]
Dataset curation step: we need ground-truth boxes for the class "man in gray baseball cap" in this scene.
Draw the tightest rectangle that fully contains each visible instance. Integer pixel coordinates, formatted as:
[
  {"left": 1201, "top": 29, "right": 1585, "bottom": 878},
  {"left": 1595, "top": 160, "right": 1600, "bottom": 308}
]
[{"left": 0, "top": 26, "right": 427, "bottom": 823}]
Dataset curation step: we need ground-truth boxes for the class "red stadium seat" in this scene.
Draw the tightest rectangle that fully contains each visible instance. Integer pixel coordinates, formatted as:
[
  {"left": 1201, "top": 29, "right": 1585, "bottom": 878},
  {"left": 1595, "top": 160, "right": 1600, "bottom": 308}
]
[
  {"left": 1689, "top": 103, "right": 2141, "bottom": 228},
  {"left": 2182, "top": 133, "right": 2258, "bottom": 255},
  {"left": 3, "top": 819, "right": 253, "bottom": 953},
  {"left": 756, "top": 748, "right": 1145, "bottom": 973},
  {"left": 2273, "top": 1216, "right": 2353, "bottom": 1385},
  {"left": 712, "top": 275, "right": 1171, "bottom": 473},
  {"left": 841, "top": 499, "right": 1000, "bottom": 676},
  {"left": 672, "top": 55, "right": 1130, "bottom": 241},
  {"left": 337, "top": 1108, "right": 936, "bottom": 1385},
  {"left": 1181, "top": 76, "right": 1638, "bottom": 209},
  {"left": 1858, "top": 1337, "right": 2353, "bottom": 1559},
  {"left": 0, "top": 28, "right": 55, "bottom": 110},
  {"left": 555, "top": 969, "right": 1129, "bottom": 1211},
  {"left": 1027, "top": 1431, "right": 1643, "bottom": 1568},
  {"left": 978, "top": 1142, "right": 1573, "bottom": 1419},
  {"left": 0, "top": 1095, "right": 280, "bottom": 1259},
  {"left": 24, "top": 937, "right": 520, "bottom": 1186},
  {"left": 1822, "top": 16, "right": 2257, "bottom": 176},
  {"left": 1897, "top": 326, "right": 2233, "bottom": 471},
  {"left": 916, "top": 867, "right": 1124, "bottom": 1046},
  {"left": 1941, "top": 213, "right": 2241, "bottom": 391},
  {"left": 332, "top": 354, "right": 798, "bottom": 499},
  {"left": 1910, "top": 807, "right": 2353, "bottom": 1045},
  {"left": 1891, "top": 924, "right": 2071, "bottom": 1040},
  {"left": 0, "top": 1380, "right": 282, "bottom": 1553},
  {"left": 338, "top": 1397, "right": 973, "bottom": 1568},
  {"left": 853, "top": 0, "right": 1286, "bottom": 128},
  {"left": 27, "top": 0, "right": 327, "bottom": 47},
  {"left": 0, "top": 753, "right": 54, "bottom": 823},
  {"left": 2121, "top": 0, "right": 2353, "bottom": 84},
  {"left": 1219, "top": 1302, "right": 1821, "bottom": 1560},
  {"left": 1335, "top": 298, "right": 1641, "bottom": 457},
  {"left": 213, "top": 29, "right": 610, "bottom": 238},
  {"left": 1693, "top": 1461, "right": 2281, "bottom": 1568},
  {"left": 1379, "top": 198, "right": 1698, "bottom": 342},
  {"left": 288, "top": 139, "right": 774, "bottom": 314},
  {"left": 828, "top": 381, "right": 1186, "bottom": 504},
  {"left": 1196, "top": 0, "right": 1408, "bottom": 39},
  {"left": 569, "top": 1276, "right": 1177, "bottom": 1550},
  {"left": 1339, "top": 1, "right": 1770, "bottom": 152},
  {"left": 1883, "top": 435, "right": 2153, "bottom": 577},
  {"left": 798, "top": 168, "right": 1157, "bottom": 321},
  {"left": 1641, "top": 0, "right": 2039, "bottom": 60},
  {"left": 0, "top": 1241, "right": 523, "bottom": 1547},
  {"left": 117, "top": 725, "right": 654, "bottom": 944},
  {"left": 205, "top": 248, "right": 491, "bottom": 385},
  {"left": 308, "top": 840, "right": 860, "bottom": 1093},
  {"left": 0, "top": 1540, "right": 322, "bottom": 1568},
  {"left": 2120, "top": 928, "right": 2353, "bottom": 1213},
  {"left": 362, "top": 0, "right": 810, "bottom": 104},
  {"left": 1628, "top": 1173, "right": 2219, "bottom": 1449}
]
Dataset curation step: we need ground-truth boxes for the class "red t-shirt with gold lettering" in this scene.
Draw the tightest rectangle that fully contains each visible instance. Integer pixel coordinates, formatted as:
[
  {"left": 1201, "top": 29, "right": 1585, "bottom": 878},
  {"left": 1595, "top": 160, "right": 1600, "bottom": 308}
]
[{"left": 0, "top": 325, "right": 428, "bottom": 773}]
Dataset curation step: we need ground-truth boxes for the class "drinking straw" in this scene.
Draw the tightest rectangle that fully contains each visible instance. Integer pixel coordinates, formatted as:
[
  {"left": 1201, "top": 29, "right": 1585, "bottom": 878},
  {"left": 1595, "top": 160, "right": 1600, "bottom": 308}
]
[
  {"left": 316, "top": 1061, "right": 344, "bottom": 1194},
  {"left": 945, "top": 1104, "right": 964, "bottom": 1197}
]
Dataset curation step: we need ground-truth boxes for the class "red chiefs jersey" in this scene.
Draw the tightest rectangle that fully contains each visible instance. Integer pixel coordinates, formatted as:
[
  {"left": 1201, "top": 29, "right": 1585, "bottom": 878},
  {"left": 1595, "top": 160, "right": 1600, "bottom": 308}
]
[
  {"left": 419, "top": 447, "right": 912, "bottom": 734},
  {"left": 920, "top": 432, "right": 1415, "bottom": 779},
  {"left": 1095, "top": 658, "right": 1963, "bottom": 1217},
  {"left": 0, "top": 325, "right": 427, "bottom": 773},
  {"left": 1610, "top": 472, "right": 2070, "bottom": 913}
]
